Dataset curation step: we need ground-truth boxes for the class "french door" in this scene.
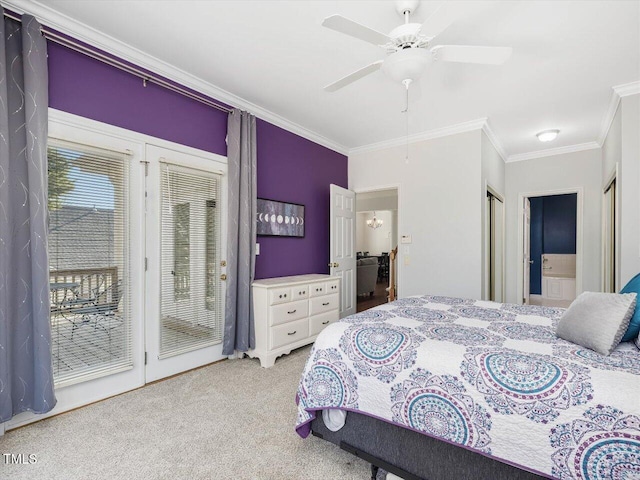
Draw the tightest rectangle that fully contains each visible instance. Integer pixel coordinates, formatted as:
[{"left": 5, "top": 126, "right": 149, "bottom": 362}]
[{"left": 144, "top": 145, "right": 227, "bottom": 382}]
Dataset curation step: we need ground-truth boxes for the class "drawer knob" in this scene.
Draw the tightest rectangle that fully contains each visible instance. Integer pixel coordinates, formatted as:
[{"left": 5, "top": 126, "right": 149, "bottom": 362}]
[
  {"left": 287, "top": 309, "right": 297, "bottom": 314},
  {"left": 322, "top": 302, "right": 330, "bottom": 306},
  {"left": 284, "top": 294, "right": 287, "bottom": 297},
  {"left": 322, "top": 321, "right": 330, "bottom": 325},
  {"left": 279, "top": 295, "right": 282, "bottom": 298},
  {"left": 287, "top": 330, "right": 297, "bottom": 336}
]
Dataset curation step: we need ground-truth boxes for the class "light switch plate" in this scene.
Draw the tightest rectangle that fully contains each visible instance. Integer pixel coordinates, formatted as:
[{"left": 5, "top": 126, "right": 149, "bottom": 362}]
[{"left": 256, "top": 243, "right": 260, "bottom": 255}]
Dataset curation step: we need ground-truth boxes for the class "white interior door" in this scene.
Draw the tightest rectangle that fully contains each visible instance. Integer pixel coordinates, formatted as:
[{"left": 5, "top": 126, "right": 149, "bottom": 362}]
[
  {"left": 330, "top": 184, "right": 356, "bottom": 318},
  {"left": 523, "top": 197, "right": 531, "bottom": 304},
  {"left": 145, "top": 145, "right": 227, "bottom": 382}
]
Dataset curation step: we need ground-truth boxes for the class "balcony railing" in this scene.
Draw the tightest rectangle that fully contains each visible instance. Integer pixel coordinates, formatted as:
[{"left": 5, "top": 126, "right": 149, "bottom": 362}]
[{"left": 50, "top": 267, "right": 118, "bottom": 305}]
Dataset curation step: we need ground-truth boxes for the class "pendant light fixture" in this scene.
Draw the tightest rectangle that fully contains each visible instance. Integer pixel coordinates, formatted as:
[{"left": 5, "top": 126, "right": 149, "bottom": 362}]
[{"left": 367, "top": 211, "right": 384, "bottom": 229}]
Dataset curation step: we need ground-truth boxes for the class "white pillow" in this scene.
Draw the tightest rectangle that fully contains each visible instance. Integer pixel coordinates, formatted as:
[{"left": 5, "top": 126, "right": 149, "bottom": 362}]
[{"left": 556, "top": 292, "right": 637, "bottom": 356}]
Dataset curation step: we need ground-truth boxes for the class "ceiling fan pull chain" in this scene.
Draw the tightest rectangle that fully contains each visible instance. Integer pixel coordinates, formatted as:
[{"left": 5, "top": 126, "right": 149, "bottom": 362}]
[{"left": 402, "top": 79, "right": 411, "bottom": 164}]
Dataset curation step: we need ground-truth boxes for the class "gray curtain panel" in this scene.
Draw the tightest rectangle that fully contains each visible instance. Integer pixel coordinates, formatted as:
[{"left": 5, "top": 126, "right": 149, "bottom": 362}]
[
  {"left": 223, "top": 109, "right": 257, "bottom": 355},
  {"left": 0, "top": 13, "right": 56, "bottom": 422}
]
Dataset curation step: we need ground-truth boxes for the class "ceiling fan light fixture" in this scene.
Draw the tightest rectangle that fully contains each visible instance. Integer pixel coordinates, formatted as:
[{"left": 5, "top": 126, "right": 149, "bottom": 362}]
[
  {"left": 536, "top": 129, "right": 560, "bottom": 142},
  {"left": 382, "top": 48, "right": 432, "bottom": 83}
]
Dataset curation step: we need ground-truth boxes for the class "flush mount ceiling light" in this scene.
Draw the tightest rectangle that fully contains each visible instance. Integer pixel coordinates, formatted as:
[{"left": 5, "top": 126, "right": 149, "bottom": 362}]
[
  {"left": 367, "top": 211, "right": 384, "bottom": 229},
  {"left": 536, "top": 129, "right": 560, "bottom": 142}
]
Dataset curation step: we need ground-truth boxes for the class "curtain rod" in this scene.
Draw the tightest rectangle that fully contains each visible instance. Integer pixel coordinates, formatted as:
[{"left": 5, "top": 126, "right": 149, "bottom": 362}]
[{"left": 3, "top": 10, "right": 233, "bottom": 114}]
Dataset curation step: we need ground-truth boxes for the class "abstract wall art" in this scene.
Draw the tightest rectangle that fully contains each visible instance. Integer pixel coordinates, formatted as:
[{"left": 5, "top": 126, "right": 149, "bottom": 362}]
[{"left": 256, "top": 198, "right": 305, "bottom": 237}]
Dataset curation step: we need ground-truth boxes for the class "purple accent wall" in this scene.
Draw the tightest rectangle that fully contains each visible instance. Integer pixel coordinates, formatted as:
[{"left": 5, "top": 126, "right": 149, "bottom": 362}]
[
  {"left": 255, "top": 120, "right": 347, "bottom": 279},
  {"left": 48, "top": 42, "right": 229, "bottom": 156},
  {"left": 47, "top": 42, "right": 348, "bottom": 279}
]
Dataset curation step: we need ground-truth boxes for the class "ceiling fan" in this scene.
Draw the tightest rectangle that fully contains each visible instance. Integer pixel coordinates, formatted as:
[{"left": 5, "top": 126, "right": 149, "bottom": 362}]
[{"left": 322, "top": 0, "right": 513, "bottom": 92}]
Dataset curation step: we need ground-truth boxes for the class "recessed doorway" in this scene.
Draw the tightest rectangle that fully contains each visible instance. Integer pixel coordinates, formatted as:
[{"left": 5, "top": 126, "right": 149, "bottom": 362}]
[{"left": 355, "top": 188, "right": 399, "bottom": 312}]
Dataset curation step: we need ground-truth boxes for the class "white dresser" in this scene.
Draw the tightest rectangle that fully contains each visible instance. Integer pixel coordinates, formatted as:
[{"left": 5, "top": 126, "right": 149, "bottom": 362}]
[{"left": 249, "top": 274, "right": 340, "bottom": 368}]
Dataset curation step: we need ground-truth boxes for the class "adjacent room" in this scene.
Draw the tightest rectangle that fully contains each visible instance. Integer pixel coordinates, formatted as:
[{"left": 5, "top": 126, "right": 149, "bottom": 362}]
[{"left": 1, "top": 1, "right": 639, "bottom": 479}]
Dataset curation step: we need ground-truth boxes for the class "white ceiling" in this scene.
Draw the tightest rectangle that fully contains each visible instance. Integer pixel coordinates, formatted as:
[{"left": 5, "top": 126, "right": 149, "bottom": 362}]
[{"left": 17, "top": 0, "right": 640, "bottom": 157}]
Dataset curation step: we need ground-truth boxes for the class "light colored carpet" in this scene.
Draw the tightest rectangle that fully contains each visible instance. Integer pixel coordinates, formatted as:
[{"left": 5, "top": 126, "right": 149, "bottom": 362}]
[{"left": 1, "top": 346, "right": 372, "bottom": 480}]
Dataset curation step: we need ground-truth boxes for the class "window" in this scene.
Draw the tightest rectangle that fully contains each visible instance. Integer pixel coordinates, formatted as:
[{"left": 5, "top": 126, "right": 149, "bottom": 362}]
[{"left": 48, "top": 139, "right": 132, "bottom": 386}]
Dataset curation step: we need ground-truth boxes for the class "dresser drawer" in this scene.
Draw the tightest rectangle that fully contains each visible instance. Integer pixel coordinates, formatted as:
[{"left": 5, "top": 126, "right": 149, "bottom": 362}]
[
  {"left": 270, "top": 299, "right": 308, "bottom": 326},
  {"left": 309, "top": 293, "right": 339, "bottom": 316},
  {"left": 326, "top": 279, "right": 340, "bottom": 295},
  {"left": 271, "top": 319, "right": 309, "bottom": 350},
  {"left": 291, "top": 285, "right": 309, "bottom": 300},
  {"left": 309, "top": 310, "right": 338, "bottom": 336},
  {"left": 269, "top": 287, "right": 291, "bottom": 305},
  {"left": 309, "top": 283, "right": 327, "bottom": 297}
]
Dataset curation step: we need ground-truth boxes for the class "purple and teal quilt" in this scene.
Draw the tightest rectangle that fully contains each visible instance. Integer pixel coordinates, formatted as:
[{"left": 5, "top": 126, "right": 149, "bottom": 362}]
[{"left": 295, "top": 296, "right": 640, "bottom": 479}]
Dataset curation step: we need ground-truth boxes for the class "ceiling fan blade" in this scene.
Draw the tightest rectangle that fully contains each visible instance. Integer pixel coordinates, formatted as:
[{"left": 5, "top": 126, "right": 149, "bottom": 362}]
[
  {"left": 420, "top": 2, "right": 467, "bottom": 40},
  {"left": 431, "top": 45, "right": 513, "bottom": 65},
  {"left": 322, "top": 15, "right": 390, "bottom": 47},
  {"left": 324, "top": 61, "right": 384, "bottom": 92}
]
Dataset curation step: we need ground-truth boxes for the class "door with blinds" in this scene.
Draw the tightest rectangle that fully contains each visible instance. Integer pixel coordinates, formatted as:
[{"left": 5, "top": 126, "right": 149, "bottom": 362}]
[{"left": 145, "top": 145, "right": 227, "bottom": 382}]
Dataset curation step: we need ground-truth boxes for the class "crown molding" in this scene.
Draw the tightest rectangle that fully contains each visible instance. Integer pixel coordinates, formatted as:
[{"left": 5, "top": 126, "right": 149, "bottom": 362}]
[
  {"left": 506, "top": 141, "right": 600, "bottom": 163},
  {"left": 349, "top": 118, "right": 489, "bottom": 156},
  {"left": 613, "top": 80, "right": 640, "bottom": 98},
  {"left": 3, "top": 0, "right": 350, "bottom": 155},
  {"left": 598, "top": 88, "right": 622, "bottom": 146},
  {"left": 598, "top": 81, "right": 640, "bottom": 145},
  {"left": 480, "top": 121, "right": 507, "bottom": 163}
]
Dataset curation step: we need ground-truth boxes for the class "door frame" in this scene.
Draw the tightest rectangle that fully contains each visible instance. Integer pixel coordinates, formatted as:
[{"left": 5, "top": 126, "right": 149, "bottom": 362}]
[
  {"left": 484, "top": 184, "right": 505, "bottom": 302},
  {"left": 353, "top": 184, "right": 401, "bottom": 298},
  {"left": 4, "top": 109, "right": 228, "bottom": 432},
  {"left": 516, "top": 187, "right": 584, "bottom": 305},
  {"left": 601, "top": 164, "right": 619, "bottom": 292}
]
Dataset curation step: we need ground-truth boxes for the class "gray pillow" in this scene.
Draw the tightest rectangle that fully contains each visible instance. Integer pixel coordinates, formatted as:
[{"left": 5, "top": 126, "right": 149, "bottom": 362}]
[{"left": 556, "top": 292, "right": 637, "bottom": 355}]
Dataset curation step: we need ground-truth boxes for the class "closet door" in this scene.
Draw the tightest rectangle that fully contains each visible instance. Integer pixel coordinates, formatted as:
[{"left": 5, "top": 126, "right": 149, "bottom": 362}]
[{"left": 145, "top": 145, "right": 227, "bottom": 382}]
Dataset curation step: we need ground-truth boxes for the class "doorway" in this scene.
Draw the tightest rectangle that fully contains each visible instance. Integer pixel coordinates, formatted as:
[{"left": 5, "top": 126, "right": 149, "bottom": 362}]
[
  {"left": 355, "top": 189, "right": 398, "bottom": 312},
  {"left": 485, "top": 189, "right": 504, "bottom": 302},
  {"left": 7, "top": 114, "right": 229, "bottom": 432},
  {"left": 603, "top": 172, "right": 617, "bottom": 292},
  {"left": 521, "top": 192, "right": 579, "bottom": 307}
]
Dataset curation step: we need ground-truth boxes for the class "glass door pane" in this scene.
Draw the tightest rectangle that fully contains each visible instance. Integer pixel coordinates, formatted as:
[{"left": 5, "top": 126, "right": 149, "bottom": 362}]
[
  {"left": 48, "top": 140, "right": 132, "bottom": 387},
  {"left": 159, "top": 164, "right": 223, "bottom": 358}
]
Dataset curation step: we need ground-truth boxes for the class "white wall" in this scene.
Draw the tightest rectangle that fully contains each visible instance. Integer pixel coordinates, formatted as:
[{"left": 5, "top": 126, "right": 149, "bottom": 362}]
[
  {"left": 349, "top": 130, "right": 483, "bottom": 299},
  {"left": 602, "top": 103, "right": 621, "bottom": 182},
  {"left": 356, "top": 193, "right": 398, "bottom": 212},
  {"left": 504, "top": 149, "right": 602, "bottom": 303},
  {"left": 620, "top": 94, "right": 640, "bottom": 284},
  {"left": 602, "top": 103, "right": 621, "bottom": 289},
  {"left": 356, "top": 210, "right": 394, "bottom": 255}
]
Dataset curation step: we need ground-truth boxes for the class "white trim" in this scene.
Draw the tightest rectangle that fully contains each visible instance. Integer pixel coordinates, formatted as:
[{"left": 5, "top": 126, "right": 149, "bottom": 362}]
[
  {"left": 598, "top": 91, "right": 622, "bottom": 146},
  {"left": 49, "top": 109, "right": 227, "bottom": 164},
  {"left": 598, "top": 81, "right": 640, "bottom": 145},
  {"left": 516, "top": 187, "right": 584, "bottom": 305},
  {"left": 613, "top": 81, "right": 640, "bottom": 98},
  {"left": 481, "top": 122, "right": 507, "bottom": 162},
  {"left": 507, "top": 142, "right": 600, "bottom": 163},
  {"left": 349, "top": 118, "right": 489, "bottom": 155},
  {"left": 4, "top": 0, "right": 349, "bottom": 155}
]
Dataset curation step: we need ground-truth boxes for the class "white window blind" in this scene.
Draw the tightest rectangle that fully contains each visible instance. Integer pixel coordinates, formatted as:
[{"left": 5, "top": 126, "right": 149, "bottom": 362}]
[
  {"left": 160, "top": 163, "right": 222, "bottom": 358},
  {"left": 48, "top": 138, "right": 132, "bottom": 387}
]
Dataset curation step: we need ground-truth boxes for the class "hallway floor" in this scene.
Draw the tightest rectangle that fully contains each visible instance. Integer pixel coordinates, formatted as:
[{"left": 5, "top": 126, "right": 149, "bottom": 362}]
[{"left": 356, "top": 280, "right": 389, "bottom": 312}]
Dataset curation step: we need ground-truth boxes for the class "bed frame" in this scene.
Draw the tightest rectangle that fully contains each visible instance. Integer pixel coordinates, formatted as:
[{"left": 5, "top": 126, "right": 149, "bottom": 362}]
[{"left": 311, "top": 412, "right": 546, "bottom": 480}]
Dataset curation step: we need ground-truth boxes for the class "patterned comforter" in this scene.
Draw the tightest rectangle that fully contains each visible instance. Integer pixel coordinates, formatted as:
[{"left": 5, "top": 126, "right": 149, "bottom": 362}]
[{"left": 295, "top": 296, "right": 640, "bottom": 479}]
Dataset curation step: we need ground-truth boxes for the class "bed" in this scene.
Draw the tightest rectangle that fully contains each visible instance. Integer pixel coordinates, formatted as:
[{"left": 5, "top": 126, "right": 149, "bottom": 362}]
[{"left": 295, "top": 295, "right": 640, "bottom": 479}]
